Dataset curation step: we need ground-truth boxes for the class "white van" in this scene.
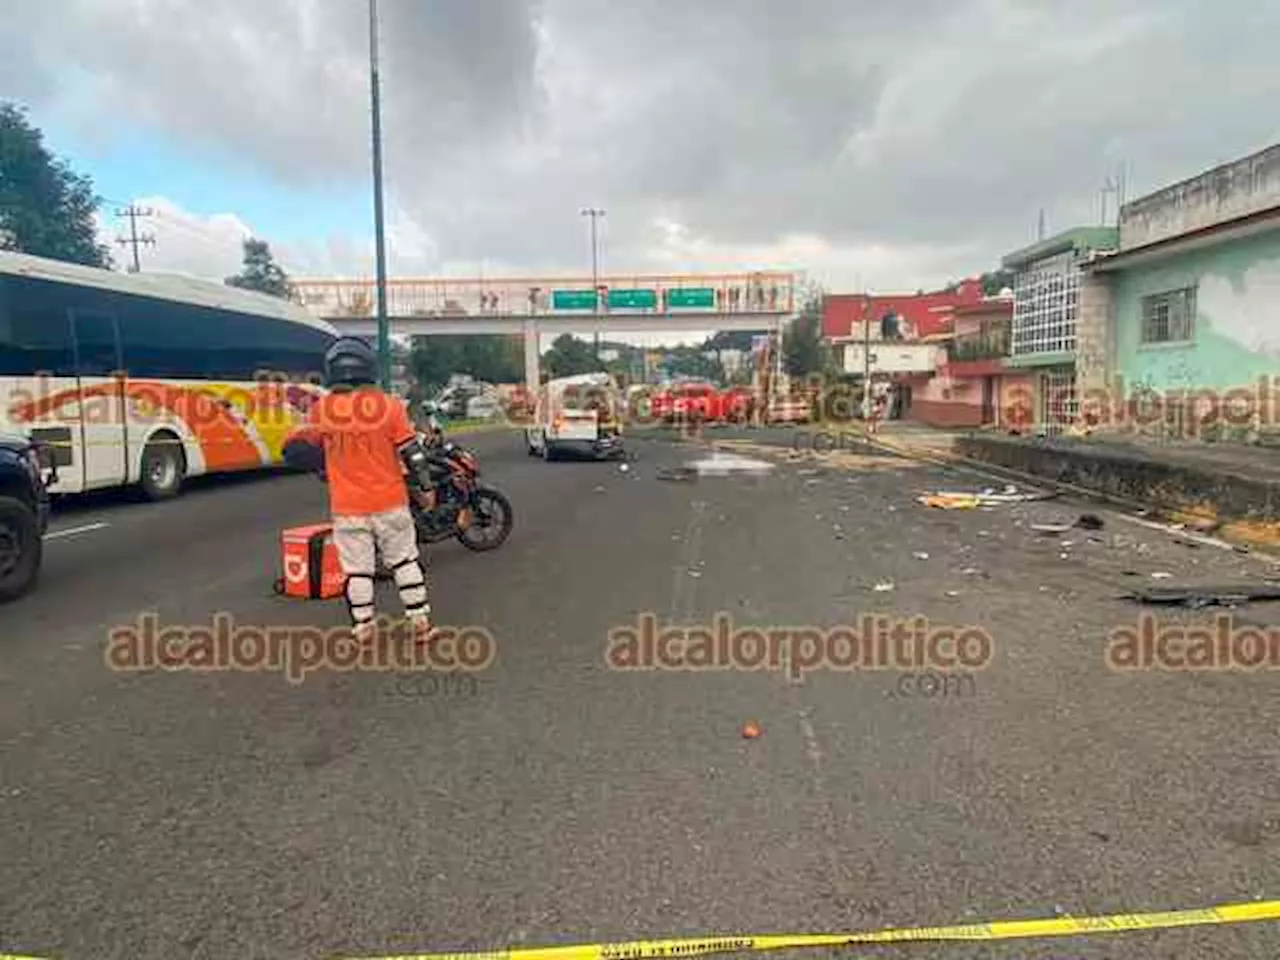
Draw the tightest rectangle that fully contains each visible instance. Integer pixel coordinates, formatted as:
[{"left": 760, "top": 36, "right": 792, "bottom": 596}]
[{"left": 526, "top": 373, "right": 624, "bottom": 461}]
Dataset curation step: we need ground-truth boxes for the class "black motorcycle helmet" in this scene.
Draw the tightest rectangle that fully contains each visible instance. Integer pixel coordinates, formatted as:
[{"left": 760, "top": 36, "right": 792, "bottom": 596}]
[{"left": 323, "top": 336, "right": 378, "bottom": 388}]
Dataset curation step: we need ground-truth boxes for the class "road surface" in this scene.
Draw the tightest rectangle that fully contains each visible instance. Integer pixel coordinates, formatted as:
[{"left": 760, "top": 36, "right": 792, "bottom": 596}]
[{"left": 1, "top": 428, "right": 1277, "bottom": 960}]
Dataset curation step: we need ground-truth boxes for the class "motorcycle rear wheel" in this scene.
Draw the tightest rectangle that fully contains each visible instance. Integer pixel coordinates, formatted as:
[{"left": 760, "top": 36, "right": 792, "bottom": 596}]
[{"left": 456, "top": 487, "right": 513, "bottom": 551}]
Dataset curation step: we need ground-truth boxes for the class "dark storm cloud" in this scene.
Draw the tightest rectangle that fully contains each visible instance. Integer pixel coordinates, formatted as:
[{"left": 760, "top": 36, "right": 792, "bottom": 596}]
[{"left": 7, "top": 0, "right": 1280, "bottom": 286}]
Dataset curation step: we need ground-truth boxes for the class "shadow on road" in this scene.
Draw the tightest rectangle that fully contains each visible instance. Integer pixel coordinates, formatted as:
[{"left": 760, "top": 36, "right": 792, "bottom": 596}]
[{"left": 49, "top": 467, "right": 303, "bottom": 519}]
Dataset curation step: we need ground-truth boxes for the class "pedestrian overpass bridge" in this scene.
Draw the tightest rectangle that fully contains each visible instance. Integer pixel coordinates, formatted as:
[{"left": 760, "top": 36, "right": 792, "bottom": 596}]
[{"left": 291, "top": 271, "right": 798, "bottom": 389}]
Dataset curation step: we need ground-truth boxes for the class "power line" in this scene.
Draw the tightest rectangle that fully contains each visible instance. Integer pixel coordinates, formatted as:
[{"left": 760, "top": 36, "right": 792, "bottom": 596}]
[{"left": 115, "top": 205, "right": 156, "bottom": 272}]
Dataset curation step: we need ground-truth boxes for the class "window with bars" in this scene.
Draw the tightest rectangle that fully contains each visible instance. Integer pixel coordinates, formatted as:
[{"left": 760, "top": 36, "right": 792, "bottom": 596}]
[
  {"left": 1011, "top": 254, "right": 1080, "bottom": 356},
  {"left": 1140, "top": 287, "right": 1196, "bottom": 344},
  {"left": 1042, "top": 368, "right": 1078, "bottom": 429}
]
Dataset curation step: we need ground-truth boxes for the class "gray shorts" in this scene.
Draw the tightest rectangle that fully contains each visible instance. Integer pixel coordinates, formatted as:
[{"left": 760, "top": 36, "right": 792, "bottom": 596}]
[{"left": 332, "top": 505, "right": 419, "bottom": 574}]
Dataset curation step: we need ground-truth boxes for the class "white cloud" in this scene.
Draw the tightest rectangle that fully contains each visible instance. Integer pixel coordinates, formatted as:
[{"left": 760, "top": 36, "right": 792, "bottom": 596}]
[
  {"left": 95, "top": 197, "right": 252, "bottom": 279},
  {"left": 19, "top": 0, "right": 1280, "bottom": 294}
]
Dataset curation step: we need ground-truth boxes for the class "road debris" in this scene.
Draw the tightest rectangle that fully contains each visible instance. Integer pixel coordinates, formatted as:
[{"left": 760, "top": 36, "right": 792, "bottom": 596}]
[
  {"left": 619, "top": 463, "right": 630, "bottom": 473},
  {"left": 1121, "top": 584, "right": 1280, "bottom": 608},
  {"left": 873, "top": 581, "right": 896, "bottom": 592},
  {"left": 1032, "top": 523, "right": 1073, "bottom": 536},
  {"left": 657, "top": 466, "right": 698, "bottom": 482},
  {"left": 688, "top": 453, "right": 775, "bottom": 477},
  {"left": 919, "top": 488, "right": 1057, "bottom": 509},
  {"left": 913, "top": 551, "right": 930, "bottom": 560},
  {"left": 1150, "top": 571, "right": 1172, "bottom": 579},
  {"left": 741, "top": 721, "right": 762, "bottom": 740}
]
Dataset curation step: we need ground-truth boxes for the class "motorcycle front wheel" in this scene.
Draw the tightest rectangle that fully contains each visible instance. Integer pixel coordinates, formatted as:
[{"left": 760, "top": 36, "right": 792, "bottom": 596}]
[{"left": 456, "top": 487, "right": 513, "bottom": 552}]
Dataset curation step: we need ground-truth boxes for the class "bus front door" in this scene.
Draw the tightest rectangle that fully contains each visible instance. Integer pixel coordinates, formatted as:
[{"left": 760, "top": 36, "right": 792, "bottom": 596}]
[{"left": 70, "top": 310, "right": 128, "bottom": 490}]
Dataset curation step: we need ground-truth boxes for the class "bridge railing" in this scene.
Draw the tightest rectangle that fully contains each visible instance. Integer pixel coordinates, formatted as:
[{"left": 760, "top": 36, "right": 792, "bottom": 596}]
[{"left": 291, "top": 272, "right": 797, "bottom": 319}]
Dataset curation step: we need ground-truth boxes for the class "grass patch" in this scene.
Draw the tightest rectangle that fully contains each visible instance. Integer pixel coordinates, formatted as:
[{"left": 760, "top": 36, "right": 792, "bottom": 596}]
[{"left": 439, "top": 418, "right": 519, "bottom": 435}]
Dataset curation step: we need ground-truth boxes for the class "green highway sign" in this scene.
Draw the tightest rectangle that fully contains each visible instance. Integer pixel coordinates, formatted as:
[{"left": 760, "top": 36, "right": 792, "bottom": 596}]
[
  {"left": 667, "top": 288, "right": 715, "bottom": 309},
  {"left": 607, "top": 288, "right": 657, "bottom": 310},
  {"left": 552, "top": 289, "right": 598, "bottom": 310}
]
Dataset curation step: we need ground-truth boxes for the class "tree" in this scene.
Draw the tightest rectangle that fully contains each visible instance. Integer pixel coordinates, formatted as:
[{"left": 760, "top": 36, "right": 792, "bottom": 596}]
[
  {"left": 782, "top": 292, "right": 829, "bottom": 379},
  {"left": 225, "top": 238, "right": 292, "bottom": 298},
  {"left": 979, "top": 268, "right": 1016, "bottom": 296},
  {"left": 409, "top": 334, "right": 525, "bottom": 396},
  {"left": 661, "top": 344, "right": 724, "bottom": 382},
  {"left": 0, "top": 102, "right": 111, "bottom": 267},
  {"left": 543, "top": 334, "right": 603, "bottom": 379}
]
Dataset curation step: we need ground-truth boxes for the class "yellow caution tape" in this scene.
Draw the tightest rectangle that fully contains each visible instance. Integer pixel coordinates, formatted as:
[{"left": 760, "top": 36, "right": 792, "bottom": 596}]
[
  {"left": 7, "top": 898, "right": 1278, "bottom": 960},
  {"left": 336, "top": 898, "right": 1280, "bottom": 960}
]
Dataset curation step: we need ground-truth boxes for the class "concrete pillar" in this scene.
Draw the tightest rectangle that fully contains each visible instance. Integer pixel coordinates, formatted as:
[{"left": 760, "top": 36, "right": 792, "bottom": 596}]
[
  {"left": 523, "top": 319, "right": 540, "bottom": 395},
  {"left": 1075, "top": 270, "right": 1114, "bottom": 429}
]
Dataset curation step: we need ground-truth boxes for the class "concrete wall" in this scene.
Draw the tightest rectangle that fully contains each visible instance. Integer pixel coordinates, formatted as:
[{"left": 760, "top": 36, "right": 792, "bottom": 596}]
[
  {"left": 1075, "top": 271, "right": 1115, "bottom": 401},
  {"left": 1120, "top": 144, "right": 1280, "bottom": 250},
  {"left": 1109, "top": 229, "right": 1280, "bottom": 438},
  {"left": 908, "top": 373, "right": 1034, "bottom": 429},
  {"left": 910, "top": 364, "right": 981, "bottom": 427}
]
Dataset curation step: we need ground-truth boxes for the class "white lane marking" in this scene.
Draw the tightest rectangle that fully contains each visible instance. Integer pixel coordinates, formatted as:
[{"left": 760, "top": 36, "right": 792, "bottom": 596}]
[{"left": 44, "top": 521, "right": 110, "bottom": 541}]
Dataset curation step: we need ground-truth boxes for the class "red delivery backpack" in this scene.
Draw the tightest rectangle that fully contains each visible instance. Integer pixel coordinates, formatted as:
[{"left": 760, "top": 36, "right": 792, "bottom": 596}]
[{"left": 274, "top": 523, "right": 346, "bottom": 599}]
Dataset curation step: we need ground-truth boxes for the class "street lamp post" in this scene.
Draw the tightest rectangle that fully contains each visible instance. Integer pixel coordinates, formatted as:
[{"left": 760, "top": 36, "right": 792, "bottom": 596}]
[
  {"left": 580, "top": 207, "right": 605, "bottom": 361},
  {"left": 368, "top": 0, "right": 391, "bottom": 390}
]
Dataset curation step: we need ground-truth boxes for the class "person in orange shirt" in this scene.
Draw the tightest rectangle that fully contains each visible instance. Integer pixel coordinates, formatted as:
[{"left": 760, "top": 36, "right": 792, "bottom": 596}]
[{"left": 285, "top": 337, "right": 431, "bottom": 642}]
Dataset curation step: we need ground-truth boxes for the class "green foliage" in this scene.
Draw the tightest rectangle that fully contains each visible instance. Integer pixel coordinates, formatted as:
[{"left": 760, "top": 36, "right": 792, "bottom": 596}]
[
  {"left": 410, "top": 334, "right": 525, "bottom": 393},
  {"left": 0, "top": 102, "right": 112, "bottom": 267},
  {"left": 703, "top": 330, "right": 756, "bottom": 353},
  {"left": 980, "top": 268, "right": 1016, "bottom": 296},
  {"left": 660, "top": 344, "right": 722, "bottom": 382},
  {"left": 543, "top": 333, "right": 604, "bottom": 379},
  {"left": 225, "top": 238, "right": 292, "bottom": 298},
  {"left": 783, "top": 291, "right": 829, "bottom": 378}
]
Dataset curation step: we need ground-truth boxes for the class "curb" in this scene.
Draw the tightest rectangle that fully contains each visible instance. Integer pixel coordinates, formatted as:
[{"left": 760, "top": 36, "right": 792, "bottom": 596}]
[{"left": 861, "top": 430, "right": 1280, "bottom": 560}]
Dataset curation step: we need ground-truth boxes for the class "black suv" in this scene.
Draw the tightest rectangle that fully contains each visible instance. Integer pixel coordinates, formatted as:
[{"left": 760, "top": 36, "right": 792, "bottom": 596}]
[{"left": 0, "top": 434, "right": 52, "bottom": 602}]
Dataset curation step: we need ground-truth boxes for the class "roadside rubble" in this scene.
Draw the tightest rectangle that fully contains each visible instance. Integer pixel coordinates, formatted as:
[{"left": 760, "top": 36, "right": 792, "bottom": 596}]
[
  {"left": 1121, "top": 584, "right": 1280, "bottom": 608},
  {"left": 917, "top": 484, "right": 1059, "bottom": 509}
]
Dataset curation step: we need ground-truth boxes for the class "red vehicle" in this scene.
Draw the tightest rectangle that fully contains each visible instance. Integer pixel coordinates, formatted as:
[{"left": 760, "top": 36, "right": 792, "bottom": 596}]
[
  {"left": 719, "top": 386, "right": 755, "bottom": 423},
  {"left": 648, "top": 388, "right": 675, "bottom": 423},
  {"left": 650, "top": 383, "right": 755, "bottom": 425}
]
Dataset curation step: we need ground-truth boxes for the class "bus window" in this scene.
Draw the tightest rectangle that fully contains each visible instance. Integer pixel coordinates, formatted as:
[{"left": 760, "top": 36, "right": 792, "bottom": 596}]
[{"left": 0, "top": 276, "right": 75, "bottom": 377}]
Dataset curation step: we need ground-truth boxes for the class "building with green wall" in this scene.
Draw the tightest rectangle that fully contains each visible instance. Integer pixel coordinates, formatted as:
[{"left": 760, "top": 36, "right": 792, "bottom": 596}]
[{"left": 1082, "top": 142, "right": 1280, "bottom": 439}]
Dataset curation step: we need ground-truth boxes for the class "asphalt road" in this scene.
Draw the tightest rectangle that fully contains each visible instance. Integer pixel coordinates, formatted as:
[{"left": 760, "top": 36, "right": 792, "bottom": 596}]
[{"left": 1, "top": 427, "right": 1278, "bottom": 960}]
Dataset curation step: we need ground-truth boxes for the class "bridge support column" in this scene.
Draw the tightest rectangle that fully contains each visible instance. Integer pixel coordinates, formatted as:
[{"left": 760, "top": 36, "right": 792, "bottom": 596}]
[{"left": 523, "top": 318, "right": 540, "bottom": 395}]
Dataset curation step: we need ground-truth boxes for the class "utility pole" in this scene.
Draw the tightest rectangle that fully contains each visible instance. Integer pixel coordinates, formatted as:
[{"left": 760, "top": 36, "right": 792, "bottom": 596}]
[
  {"left": 115, "top": 205, "right": 155, "bottom": 273},
  {"left": 368, "top": 0, "right": 391, "bottom": 390},
  {"left": 581, "top": 207, "right": 605, "bottom": 361},
  {"left": 862, "top": 301, "right": 872, "bottom": 421}
]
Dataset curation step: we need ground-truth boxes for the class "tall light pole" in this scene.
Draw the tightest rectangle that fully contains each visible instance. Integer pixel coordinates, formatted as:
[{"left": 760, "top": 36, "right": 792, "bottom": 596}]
[
  {"left": 369, "top": 0, "right": 391, "bottom": 389},
  {"left": 580, "top": 207, "right": 605, "bottom": 360}
]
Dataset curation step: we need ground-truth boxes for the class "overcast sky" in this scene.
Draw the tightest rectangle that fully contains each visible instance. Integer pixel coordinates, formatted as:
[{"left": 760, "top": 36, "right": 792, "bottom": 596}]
[{"left": 5, "top": 0, "right": 1279, "bottom": 301}]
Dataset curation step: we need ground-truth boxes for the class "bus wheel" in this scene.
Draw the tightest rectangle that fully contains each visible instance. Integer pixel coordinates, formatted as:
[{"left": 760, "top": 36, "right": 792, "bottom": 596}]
[{"left": 140, "top": 438, "right": 185, "bottom": 501}]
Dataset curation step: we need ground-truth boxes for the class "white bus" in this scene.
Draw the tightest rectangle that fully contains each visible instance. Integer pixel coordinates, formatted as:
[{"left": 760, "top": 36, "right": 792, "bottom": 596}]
[{"left": 0, "top": 250, "right": 339, "bottom": 499}]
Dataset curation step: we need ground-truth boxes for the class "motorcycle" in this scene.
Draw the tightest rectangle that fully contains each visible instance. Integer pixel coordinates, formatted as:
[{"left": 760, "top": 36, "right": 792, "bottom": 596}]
[
  {"left": 409, "top": 424, "right": 514, "bottom": 551},
  {"left": 283, "top": 409, "right": 514, "bottom": 552}
]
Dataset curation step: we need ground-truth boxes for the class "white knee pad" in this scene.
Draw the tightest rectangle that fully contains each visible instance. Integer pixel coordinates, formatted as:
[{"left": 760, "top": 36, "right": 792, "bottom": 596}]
[
  {"left": 345, "top": 573, "right": 376, "bottom": 624},
  {"left": 388, "top": 556, "right": 429, "bottom": 618}
]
